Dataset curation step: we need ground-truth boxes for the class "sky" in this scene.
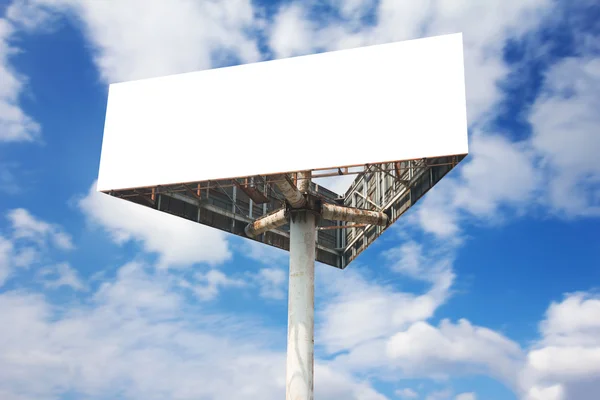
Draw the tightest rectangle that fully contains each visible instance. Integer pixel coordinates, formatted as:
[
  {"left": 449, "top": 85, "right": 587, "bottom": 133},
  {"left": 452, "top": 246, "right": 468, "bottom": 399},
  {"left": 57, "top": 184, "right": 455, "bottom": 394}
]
[{"left": 0, "top": 0, "right": 599, "bottom": 399}]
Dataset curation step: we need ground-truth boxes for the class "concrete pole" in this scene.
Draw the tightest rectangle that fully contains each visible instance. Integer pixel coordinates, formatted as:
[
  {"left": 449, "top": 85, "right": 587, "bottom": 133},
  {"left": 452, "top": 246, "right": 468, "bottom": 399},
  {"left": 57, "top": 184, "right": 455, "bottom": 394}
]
[{"left": 286, "top": 171, "right": 316, "bottom": 400}]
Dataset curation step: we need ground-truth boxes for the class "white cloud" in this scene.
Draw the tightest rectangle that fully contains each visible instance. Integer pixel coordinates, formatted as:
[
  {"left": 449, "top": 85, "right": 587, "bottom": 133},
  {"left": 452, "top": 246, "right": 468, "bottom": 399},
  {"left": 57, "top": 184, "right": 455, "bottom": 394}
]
[
  {"left": 409, "top": 182, "right": 462, "bottom": 238},
  {"left": 410, "top": 131, "right": 540, "bottom": 238},
  {"left": 540, "top": 293, "right": 600, "bottom": 348},
  {"left": 7, "top": 208, "right": 74, "bottom": 250},
  {"left": 386, "top": 319, "right": 523, "bottom": 386},
  {"left": 452, "top": 134, "right": 539, "bottom": 218},
  {"left": 316, "top": 363, "right": 389, "bottom": 400},
  {"left": 8, "top": 0, "right": 262, "bottom": 83},
  {"left": 520, "top": 293, "right": 600, "bottom": 399},
  {"left": 528, "top": 346, "right": 600, "bottom": 381},
  {"left": 395, "top": 388, "right": 418, "bottom": 398},
  {"left": 0, "top": 18, "right": 40, "bottom": 142},
  {"left": 317, "top": 263, "right": 453, "bottom": 357},
  {"left": 524, "top": 384, "right": 564, "bottom": 400},
  {"left": 383, "top": 240, "right": 455, "bottom": 283},
  {"left": 360, "top": 291, "right": 600, "bottom": 399},
  {"left": 9, "top": 245, "right": 39, "bottom": 268},
  {"left": 529, "top": 56, "right": 600, "bottom": 217},
  {"left": 254, "top": 267, "right": 287, "bottom": 300},
  {"left": 238, "top": 240, "right": 288, "bottom": 300},
  {"left": 37, "top": 262, "right": 86, "bottom": 291},
  {"left": 0, "top": 259, "right": 387, "bottom": 400},
  {"left": 93, "top": 261, "right": 182, "bottom": 317},
  {"left": 0, "top": 208, "right": 73, "bottom": 287},
  {"left": 182, "top": 269, "right": 247, "bottom": 301},
  {"left": 268, "top": 4, "right": 315, "bottom": 59},
  {"left": 455, "top": 392, "right": 476, "bottom": 400},
  {"left": 78, "top": 181, "right": 231, "bottom": 268}
]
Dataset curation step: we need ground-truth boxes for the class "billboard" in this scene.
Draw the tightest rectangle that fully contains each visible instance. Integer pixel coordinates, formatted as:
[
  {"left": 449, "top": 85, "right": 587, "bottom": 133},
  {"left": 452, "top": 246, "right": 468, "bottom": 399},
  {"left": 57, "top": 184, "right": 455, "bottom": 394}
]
[{"left": 96, "top": 33, "right": 468, "bottom": 269}]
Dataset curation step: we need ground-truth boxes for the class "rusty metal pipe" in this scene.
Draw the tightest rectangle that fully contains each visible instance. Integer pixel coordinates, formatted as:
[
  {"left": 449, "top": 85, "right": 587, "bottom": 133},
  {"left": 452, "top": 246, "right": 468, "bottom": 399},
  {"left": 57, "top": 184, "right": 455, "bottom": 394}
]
[
  {"left": 321, "top": 203, "right": 388, "bottom": 226},
  {"left": 296, "top": 170, "right": 311, "bottom": 193},
  {"left": 244, "top": 208, "right": 288, "bottom": 238},
  {"left": 273, "top": 174, "right": 306, "bottom": 208}
]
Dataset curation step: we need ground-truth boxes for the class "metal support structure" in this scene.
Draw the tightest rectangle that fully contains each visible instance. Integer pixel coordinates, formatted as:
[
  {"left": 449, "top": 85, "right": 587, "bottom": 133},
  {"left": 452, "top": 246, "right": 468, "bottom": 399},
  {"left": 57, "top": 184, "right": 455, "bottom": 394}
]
[{"left": 286, "top": 172, "right": 316, "bottom": 400}]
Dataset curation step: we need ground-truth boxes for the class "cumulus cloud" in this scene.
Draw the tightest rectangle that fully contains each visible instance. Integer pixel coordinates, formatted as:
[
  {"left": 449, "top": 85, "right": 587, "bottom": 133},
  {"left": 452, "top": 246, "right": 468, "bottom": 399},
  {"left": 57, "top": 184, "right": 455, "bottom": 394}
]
[
  {"left": 524, "top": 384, "right": 565, "bottom": 400},
  {"left": 452, "top": 134, "right": 539, "bottom": 218},
  {"left": 181, "top": 269, "right": 247, "bottom": 301},
  {"left": 268, "top": 4, "right": 315, "bottom": 59},
  {"left": 455, "top": 393, "right": 476, "bottom": 400},
  {"left": 383, "top": 240, "right": 456, "bottom": 283},
  {"left": 386, "top": 319, "right": 523, "bottom": 386},
  {"left": 406, "top": 130, "right": 541, "bottom": 239},
  {"left": 237, "top": 241, "right": 289, "bottom": 300},
  {"left": 7, "top": 208, "right": 74, "bottom": 250},
  {"left": 0, "top": 260, "right": 387, "bottom": 400},
  {"left": 78, "top": 181, "right": 231, "bottom": 268},
  {"left": 253, "top": 267, "right": 287, "bottom": 300},
  {"left": 529, "top": 56, "right": 600, "bottom": 217},
  {"left": 37, "top": 262, "right": 86, "bottom": 291},
  {"left": 0, "top": 208, "right": 74, "bottom": 287},
  {"left": 7, "top": 0, "right": 262, "bottom": 83},
  {"left": 521, "top": 293, "right": 600, "bottom": 399},
  {"left": 348, "top": 291, "right": 600, "bottom": 400},
  {"left": 317, "top": 262, "right": 453, "bottom": 359},
  {"left": 0, "top": 18, "right": 40, "bottom": 142}
]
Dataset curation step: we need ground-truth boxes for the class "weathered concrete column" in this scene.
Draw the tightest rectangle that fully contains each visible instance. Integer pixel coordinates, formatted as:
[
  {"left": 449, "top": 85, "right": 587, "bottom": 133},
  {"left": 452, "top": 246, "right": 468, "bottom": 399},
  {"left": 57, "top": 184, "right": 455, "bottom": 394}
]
[{"left": 286, "top": 171, "right": 315, "bottom": 400}]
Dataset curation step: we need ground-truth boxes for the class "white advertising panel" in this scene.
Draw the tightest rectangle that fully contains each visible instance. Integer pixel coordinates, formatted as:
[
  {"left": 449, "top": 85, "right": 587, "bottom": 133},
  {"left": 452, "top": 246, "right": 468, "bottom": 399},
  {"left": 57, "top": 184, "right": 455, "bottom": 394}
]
[{"left": 97, "top": 33, "right": 468, "bottom": 191}]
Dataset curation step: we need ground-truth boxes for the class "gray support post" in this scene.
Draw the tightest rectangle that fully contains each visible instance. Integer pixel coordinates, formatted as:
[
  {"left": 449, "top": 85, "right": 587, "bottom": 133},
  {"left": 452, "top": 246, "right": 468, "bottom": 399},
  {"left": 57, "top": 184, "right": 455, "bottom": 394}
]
[{"left": 286, "top": 171, "right": 315, "bottom": 400}]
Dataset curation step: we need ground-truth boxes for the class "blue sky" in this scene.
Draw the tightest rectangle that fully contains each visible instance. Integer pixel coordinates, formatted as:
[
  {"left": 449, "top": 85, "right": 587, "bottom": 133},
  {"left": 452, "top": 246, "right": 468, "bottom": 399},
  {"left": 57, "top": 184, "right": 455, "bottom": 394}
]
[{"left": 0, "top": 0, "right": 599, "bottom": 399}]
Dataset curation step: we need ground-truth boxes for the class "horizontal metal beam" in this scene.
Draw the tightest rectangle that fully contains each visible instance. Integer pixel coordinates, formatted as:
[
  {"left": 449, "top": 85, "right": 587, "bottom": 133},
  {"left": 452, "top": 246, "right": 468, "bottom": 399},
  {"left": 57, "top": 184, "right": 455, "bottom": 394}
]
[
  {"left": 245, "top": 208, "right": 288, "bottom": 238},
  {"left": 321, "top": 203, "right": 388, "bottom": 226}
]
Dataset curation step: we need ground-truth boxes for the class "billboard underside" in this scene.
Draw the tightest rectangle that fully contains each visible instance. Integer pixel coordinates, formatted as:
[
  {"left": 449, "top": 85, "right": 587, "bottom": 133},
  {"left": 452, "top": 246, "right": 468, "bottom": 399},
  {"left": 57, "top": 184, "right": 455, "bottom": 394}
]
[{"left": 105, "top": 155, "right": 465, "bottom": 268}]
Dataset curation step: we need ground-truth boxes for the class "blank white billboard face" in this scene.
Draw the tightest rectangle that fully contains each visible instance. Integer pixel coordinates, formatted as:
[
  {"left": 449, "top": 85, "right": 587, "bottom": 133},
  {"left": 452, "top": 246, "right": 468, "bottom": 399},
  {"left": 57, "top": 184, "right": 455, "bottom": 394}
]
[{"left": 97, "top": 33, "right": 468, "bottom": 192}]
